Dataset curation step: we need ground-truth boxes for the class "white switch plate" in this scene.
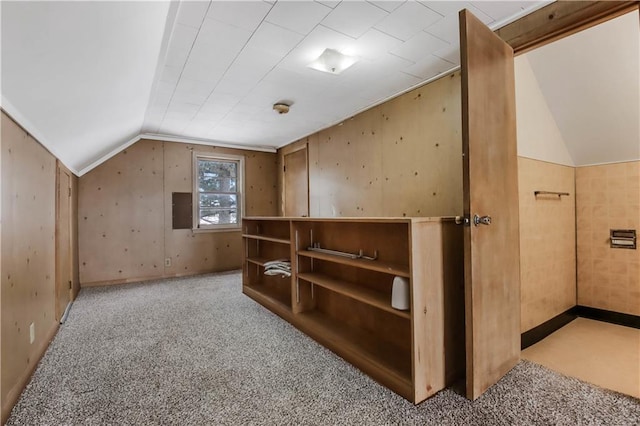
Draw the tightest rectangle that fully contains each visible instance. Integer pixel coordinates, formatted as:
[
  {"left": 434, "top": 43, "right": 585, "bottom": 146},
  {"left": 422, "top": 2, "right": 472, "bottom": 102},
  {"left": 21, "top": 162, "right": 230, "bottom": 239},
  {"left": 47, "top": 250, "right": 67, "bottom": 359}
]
[
  {"left": 165, "top": 258, "right": 171, "bottom": 267},
  {"left": 29, "top": 323, "right": 35, "bottom": 344}
]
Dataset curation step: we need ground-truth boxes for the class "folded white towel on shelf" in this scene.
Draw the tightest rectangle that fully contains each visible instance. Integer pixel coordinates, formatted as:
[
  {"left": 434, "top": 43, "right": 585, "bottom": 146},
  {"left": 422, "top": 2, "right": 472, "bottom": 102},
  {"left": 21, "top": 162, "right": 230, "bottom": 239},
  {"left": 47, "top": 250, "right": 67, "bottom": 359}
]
[{"left": 263, "top": 259, "right": 291, "bottom": 278}]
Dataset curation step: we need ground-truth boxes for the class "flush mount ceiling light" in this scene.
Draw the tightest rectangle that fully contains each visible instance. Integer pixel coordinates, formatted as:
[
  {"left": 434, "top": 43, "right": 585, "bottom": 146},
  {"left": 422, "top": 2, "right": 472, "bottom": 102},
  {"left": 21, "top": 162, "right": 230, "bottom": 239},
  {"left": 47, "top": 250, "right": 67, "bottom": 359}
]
[
  {"left": 307, "top": 48, "right": 357, "bottom": 75},
  {"left": 273, "top": 102, "right": 291, "bottom": 114}
]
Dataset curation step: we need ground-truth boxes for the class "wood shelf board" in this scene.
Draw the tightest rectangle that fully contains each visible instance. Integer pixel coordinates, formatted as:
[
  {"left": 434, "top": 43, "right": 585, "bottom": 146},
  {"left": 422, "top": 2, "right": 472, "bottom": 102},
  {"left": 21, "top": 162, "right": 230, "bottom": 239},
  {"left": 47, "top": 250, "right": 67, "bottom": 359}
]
[
  {"left": 296, "top": 310, "right": 413, "bottom": 399},
  {"left": 245, "top": 216, "right": 445, "bottom": 224},
  {"left": 242, "top": 234, "right": 291, "bottom": 245},
  {"left": 246, "top": 257, "right": 273, "bottom": 267},
  {"left": 243, "top": 285, "right": 293, "bottom": 315},
  {"left": 298, "top": 250, "right": 410, "bottom": 277},
  {"left": 298, "top": 272, "right": 411, "bottom": 320}
]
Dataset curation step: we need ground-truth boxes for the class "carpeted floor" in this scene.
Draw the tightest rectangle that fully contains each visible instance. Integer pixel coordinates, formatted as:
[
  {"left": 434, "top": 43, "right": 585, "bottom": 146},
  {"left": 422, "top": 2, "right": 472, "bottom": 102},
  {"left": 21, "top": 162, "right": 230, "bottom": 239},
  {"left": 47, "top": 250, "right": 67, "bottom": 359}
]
[{"left": 7, "top": 271, "right": 640, "bottom": 425}]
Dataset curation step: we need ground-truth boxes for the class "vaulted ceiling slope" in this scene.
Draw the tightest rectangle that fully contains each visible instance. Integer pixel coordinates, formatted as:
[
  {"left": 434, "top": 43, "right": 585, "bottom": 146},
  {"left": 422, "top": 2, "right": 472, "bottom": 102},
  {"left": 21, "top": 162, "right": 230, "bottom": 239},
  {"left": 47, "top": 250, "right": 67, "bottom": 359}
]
[
  {"left": 1, "top": 0, "right": 548, "bottom": 176},
  {"left": 525, "top": 10, "right": 640, "bottom": 166}
]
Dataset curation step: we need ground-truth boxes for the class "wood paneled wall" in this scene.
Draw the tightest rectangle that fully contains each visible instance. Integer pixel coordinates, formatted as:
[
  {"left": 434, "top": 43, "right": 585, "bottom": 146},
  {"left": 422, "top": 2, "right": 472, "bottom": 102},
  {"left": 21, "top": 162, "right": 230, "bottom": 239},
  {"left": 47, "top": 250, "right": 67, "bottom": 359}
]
[
  {"left": 278, "top": 72, "right": 463, "bottom": 218},
  {"left": 78, "top": 139, "right": 277, "bottom": 286},
  {"left": 518, "top": 157, "right": 576, "bottom": 332},
  {"left": 576, "top": 161, "right": 640, "bottom": 316},
  {"left": 1, "top": 112, "right": 67, "bottom": 421}
]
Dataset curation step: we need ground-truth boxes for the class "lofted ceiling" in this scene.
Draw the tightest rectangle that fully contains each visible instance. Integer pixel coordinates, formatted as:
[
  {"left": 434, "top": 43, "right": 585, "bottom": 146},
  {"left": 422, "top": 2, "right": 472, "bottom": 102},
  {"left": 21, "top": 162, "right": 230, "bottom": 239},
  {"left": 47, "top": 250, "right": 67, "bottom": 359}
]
[
  {"left": 1, "top": 0, "right": 549, "bottom": 175},
  {"left": 524, "top": 10, "right": 640, "bottom": 166}
]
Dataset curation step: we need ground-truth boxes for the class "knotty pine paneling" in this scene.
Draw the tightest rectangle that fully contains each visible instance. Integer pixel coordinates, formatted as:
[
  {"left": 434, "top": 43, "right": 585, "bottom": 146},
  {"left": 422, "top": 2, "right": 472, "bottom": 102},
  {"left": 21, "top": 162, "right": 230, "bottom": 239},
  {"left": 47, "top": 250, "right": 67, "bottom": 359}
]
[
  {"left": 79, "top": 139, "right": 277, "bottom": 286},
  {"left": 1, "top": 112, "right": 58, "bottom": 420},
  {"left": 79, "top": 140, "right": 165, "bottom": 284},
  {"left": 279, "top": 72, "right": 463, "bottom": 218},
  {"left": 576, "top": 161, "right": 640, "bottom": 316},
  {"left": 518, "top": 157, "right": 576, "bottom": 332}
]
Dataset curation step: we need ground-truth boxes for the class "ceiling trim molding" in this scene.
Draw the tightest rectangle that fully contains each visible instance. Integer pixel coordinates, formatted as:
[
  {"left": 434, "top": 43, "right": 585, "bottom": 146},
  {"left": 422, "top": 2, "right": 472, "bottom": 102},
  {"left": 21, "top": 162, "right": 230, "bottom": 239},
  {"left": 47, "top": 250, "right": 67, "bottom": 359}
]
[
  {"left": 139, "top": 133, "right": 277, "bottom": 153},
  {"left": 574, "top": 158, "right": 640, "bottom": 168},
  {"left": 1, "top": 96, "right": 80, "bottom": 176},
  {"left": 77, "top": 134, "right": 142, "bottom": 176},
  {"left": 77, "top": 132, "right": 276, "bottom": 176}
]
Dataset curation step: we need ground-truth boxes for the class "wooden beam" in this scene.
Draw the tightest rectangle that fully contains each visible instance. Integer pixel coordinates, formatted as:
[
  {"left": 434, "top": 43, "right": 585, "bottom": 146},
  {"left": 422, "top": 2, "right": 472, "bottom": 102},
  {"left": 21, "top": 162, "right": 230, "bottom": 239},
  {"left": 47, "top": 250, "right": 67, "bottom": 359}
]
[{"left": 496, "top": 1, "right": 639, "bottom": 54}]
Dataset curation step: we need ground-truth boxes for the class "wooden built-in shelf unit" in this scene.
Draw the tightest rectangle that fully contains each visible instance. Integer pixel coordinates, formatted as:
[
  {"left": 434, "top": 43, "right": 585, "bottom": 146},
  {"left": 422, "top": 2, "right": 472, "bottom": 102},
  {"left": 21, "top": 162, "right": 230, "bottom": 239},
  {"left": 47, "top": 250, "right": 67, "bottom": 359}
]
[{"left": 242, "top": 217, "right": 464, "bottom": 403}]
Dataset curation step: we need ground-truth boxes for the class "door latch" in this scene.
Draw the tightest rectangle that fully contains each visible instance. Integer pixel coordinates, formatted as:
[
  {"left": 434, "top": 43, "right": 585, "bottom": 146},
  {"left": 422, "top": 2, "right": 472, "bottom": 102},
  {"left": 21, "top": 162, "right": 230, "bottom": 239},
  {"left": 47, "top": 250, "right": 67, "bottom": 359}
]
[
  {"left": 473, "top": 214, "right": 491, "bottom": 226},
  {"left": 455, "top": 216, "right": 470, "bottom": 226}
]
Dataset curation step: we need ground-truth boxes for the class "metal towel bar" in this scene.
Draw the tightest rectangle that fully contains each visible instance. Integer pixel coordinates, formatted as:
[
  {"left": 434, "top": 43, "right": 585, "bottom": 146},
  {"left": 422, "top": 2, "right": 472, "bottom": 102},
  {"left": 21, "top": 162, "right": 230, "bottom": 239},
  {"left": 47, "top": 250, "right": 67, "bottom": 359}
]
[{"left": 534, "top": 191, "right": 570, "bottom": 198}]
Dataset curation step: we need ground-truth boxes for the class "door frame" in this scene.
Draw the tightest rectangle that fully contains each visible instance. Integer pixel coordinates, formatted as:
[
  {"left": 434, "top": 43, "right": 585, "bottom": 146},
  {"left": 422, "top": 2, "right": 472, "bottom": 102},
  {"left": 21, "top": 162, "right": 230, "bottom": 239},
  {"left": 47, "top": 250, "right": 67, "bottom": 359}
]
[
  {"left": 55, "top": 162, "right": 73, "bottom": 321},
  {"left": 278, "top": 138, "right": 310, "bottom": 217},
  {"left": 496, "top": 1, "right": 638, "bottom": 55}
]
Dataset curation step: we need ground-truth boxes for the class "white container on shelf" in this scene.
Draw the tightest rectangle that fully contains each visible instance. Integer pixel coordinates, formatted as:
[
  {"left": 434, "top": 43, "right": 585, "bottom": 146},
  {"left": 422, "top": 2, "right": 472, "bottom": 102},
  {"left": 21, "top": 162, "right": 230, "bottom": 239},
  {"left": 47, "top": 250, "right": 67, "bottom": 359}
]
[{"left": 391, "top": 276, "right": 410, "bottom": 310}]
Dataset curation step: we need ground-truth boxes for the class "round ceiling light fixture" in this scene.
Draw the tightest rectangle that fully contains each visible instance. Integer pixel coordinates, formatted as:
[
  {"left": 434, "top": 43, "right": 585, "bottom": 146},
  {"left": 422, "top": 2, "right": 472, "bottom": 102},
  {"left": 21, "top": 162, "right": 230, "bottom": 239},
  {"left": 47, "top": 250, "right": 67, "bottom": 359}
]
[{"left": 273, "top": 102, "right": 291, "bottom": 114}]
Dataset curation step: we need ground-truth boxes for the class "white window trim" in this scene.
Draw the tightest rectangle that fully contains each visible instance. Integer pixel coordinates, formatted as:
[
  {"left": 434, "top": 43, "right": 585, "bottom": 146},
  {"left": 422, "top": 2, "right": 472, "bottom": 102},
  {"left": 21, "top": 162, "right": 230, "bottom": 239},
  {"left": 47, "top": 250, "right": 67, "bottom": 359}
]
[{"left": 192, "top": 151, "right": 245, "bottom": 232}]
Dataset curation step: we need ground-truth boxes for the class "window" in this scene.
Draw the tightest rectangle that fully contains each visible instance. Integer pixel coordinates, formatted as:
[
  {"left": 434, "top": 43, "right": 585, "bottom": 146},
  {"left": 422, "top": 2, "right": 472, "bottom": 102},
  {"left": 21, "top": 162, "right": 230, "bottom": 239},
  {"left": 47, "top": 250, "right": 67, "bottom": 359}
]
[{"left": 193, "top": 153, "right": 244, "bottom": 230}]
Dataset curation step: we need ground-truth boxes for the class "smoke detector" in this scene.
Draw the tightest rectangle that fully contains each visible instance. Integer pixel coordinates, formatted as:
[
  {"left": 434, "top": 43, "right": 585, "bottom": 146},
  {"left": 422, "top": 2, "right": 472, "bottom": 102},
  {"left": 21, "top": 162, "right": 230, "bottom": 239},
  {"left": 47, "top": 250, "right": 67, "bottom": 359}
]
[{"left": 273, "top": 102, "right": 290, "bottom": 114}]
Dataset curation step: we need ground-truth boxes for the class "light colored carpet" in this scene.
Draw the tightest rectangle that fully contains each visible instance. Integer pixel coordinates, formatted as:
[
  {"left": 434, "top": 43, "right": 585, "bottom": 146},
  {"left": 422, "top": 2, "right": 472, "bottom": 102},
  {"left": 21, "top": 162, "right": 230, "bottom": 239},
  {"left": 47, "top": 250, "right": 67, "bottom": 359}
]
[{"left": 7, "top": 271, "right": 640, "bottom": 425}]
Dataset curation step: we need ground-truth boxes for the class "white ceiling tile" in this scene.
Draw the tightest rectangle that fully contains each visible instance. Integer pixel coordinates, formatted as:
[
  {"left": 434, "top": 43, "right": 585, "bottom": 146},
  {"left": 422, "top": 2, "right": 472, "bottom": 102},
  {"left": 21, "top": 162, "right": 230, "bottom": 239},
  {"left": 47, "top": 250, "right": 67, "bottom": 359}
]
[
  {"left": 470, "top": 1, "right": 538, "bottom": 21},
  {"left": 360, "top": 70, "right": 423, "bottom": 102},
  {"left": 373, "top": 1, "right": 441, "bottom": 41},
  {"left": 367, "top": 1, "right": 405, "bottom": 13},
  {"left": 321, "top": 1, "right": 388, "bottom": 38},
  {"left": 189, "top": 37, "right": 239, "bottom": 68},
  {"left": 166, "top": 102, "right": 201, "bottom": 117},
  {"left": 181, "top": 58, "right": 228, "bottom": 84},
  {"left": 176, "top": 1, "right": 210, "bottom": 29},
  {"left": 173, "top": 78, "right": 215, "bottom": 104},
  {"left": 225, "top": 47, "right": 281, "bottom": 83},
  {"left": 203, "top": 91, "right": 242, "bottom": 111},
  {"left": 343, "top": 28, "right": 403, "bottom": 60},
  {"left": 265, "top": 1, "right": 332, "bottom": 35},
  {"left": 159, "top": 119, "right": 189, "bottom": 135},
  {"left": 157, "top": 80, "right": 177, "bottom": 96},
  {"left": 424, "top": 13, "right": 458, "bottom": 44},
  {"left": 160, "top": 66, "right": 182, "bottom": 85},
  {"left": 175, "top": 78, "right": 215, "bottom": 96},
  {"left": 246, "top": 22, "right": 305, "bottom": 58},
  {"left": 215, "top": 75, "right": 256, "bottom": 98},
  {"left": 151, "top": 91, "right": 172, "bottom": 110},
  {"left": 197, "top": 18, "right": 253, "bottom": 53},
  {"left": 183, "top": 121, "right": 214, "bottom": 138},
  {"left": 418, "top": 1, "right": 462, "bottom": 17},
  {"left": 164, "top": 46, "right": 191, "bottom": 69},
  {"left": 170, "top": 23, "right": 199, "bottom": 51},
  {"left": 403, "top": 54, "right": 455, "bottom": 79},
  {"left": 315, "top": 0, "right": 341, "bottom": 8},
  {"left": 420, "top": 2, "right": 493, "bottom": 24},
  {"left": 433, "top": 46, "right": 459, "bottom": 65},
  {"left": 390, "top": 31, "right": 449, "bottom": 63},
  {"left": 206, "top": 1, "right": 272, "bottom": 31},
  {"left": 172, "top": 91, "right": 208, "bottom": 106}
]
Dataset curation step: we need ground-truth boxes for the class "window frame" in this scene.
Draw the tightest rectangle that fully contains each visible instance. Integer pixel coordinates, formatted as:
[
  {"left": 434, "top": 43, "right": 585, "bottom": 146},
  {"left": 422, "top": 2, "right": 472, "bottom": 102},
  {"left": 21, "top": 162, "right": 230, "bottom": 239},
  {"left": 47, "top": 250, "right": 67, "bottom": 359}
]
[{"left": 192, "top": 152, "right": 245, "bottom": 232}]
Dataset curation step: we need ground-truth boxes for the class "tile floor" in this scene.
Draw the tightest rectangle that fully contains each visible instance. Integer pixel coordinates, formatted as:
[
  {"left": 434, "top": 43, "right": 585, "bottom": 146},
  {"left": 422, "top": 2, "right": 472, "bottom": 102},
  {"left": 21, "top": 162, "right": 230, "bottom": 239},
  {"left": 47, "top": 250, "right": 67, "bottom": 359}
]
[{"left": 522, "top": 317, "right": 640, "bottom": 399}]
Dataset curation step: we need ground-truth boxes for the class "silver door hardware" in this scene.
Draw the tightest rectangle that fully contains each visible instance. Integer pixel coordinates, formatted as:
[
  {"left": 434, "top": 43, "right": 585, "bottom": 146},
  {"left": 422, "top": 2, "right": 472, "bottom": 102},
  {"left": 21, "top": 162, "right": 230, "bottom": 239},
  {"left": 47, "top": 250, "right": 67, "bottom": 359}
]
[
  {"left": 455, "top": 216, "right": 471, "bottom": 226},
  {"left": 473, "top": 214, "right": 491, "bottom": 226}
]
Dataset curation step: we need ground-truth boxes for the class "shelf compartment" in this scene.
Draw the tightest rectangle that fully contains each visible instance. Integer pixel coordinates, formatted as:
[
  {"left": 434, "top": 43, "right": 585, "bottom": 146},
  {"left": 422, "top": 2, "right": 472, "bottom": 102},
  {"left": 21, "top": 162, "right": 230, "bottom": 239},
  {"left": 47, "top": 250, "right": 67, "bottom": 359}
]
[
  {"left": 295, "top": 310, "right": 412, "bottom": 400},
  {"left": 298, "top": 250, "right": 409, "bottom": 277},
  {"left": 242, "top": 234, "right": 290, "bottom": 245},
  {"left": 243, "top": 283, "right": 292, "bottom": 314},
  {"left": 298, "top": 272, "right": 410, "bottom": 319}
]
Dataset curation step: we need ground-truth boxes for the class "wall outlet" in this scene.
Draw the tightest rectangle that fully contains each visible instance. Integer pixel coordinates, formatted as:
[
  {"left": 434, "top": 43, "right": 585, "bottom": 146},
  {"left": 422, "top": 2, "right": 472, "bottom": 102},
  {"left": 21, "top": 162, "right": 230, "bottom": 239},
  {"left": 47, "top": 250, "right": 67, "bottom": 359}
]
[
  {"left": 29, "top": 323, "right": 35, "bottom": 344},
  {"left": 165, "top": 257, "right": 171, "bottom": 267}
]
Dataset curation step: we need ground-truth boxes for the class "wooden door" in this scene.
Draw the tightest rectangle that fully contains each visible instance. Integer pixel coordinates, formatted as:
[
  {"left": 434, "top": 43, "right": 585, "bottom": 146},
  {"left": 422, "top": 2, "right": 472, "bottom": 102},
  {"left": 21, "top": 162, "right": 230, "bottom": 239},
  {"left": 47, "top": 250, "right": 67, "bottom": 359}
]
[
  {"left": 459, "top": 9, "right": 521, "bottom": 400},
  {"left": 56, "top": 165, "right": 72, "bottom": 321},
  {"left": 284, "top": 147, "right": 309, "bottom": 217}
]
